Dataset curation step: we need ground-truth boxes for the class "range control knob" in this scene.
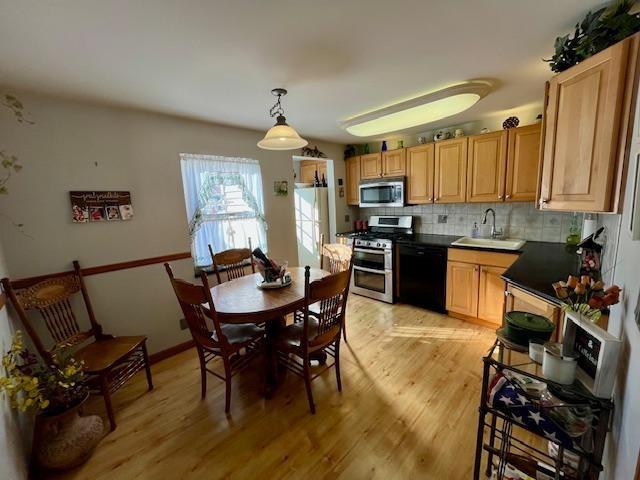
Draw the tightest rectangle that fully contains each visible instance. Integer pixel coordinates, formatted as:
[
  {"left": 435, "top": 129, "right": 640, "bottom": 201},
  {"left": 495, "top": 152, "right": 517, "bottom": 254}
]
[{"left": 377, "top": 243, "right": 381, "bottom": 247}]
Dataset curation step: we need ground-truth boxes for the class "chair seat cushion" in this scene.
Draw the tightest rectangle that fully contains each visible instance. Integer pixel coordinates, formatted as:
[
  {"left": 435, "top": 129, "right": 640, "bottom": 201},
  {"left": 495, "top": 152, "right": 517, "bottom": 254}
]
[
  {"left": 276, "top": 317, "right": 339, "bottom": 351},
  {"left": 75, "top": 335, "right": 147, "bottom": 373},
  {"left": 218, "top": 323, "right": 264, "bottom": 346}
]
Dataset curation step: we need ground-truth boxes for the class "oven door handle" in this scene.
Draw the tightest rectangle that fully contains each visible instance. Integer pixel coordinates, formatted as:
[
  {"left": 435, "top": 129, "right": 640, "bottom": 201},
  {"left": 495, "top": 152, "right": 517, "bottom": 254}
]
[
  {"left": 354, "top": 248, "right": 390, "bottom": 255},
  {"left": 353, "top": 265, "right": 392, "bottom": 274}
]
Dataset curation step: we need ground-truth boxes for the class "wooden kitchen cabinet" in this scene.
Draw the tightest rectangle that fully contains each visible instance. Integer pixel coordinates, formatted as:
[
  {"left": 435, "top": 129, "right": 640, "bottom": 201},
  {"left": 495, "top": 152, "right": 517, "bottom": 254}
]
[
  {"left": 360, "top": 153, "right": 383, "bottom": 180},
  {"left": 446, "top": 261, "right": 479, "bottom": 317},
  {"left": 467, "top": 131, "right": 508, "bottom": 203},
  {"left": 406, "top": 144, "right": 435, "bottom": 204},
  {"left": 345, "top": 156, "right": 361, "bottom": 205},
  {"left": 447, "top": 248, "right": 518, "bottom": 326},
  {"left": 477, "top": 265, "right": 508, "bottom": 325},
  {"left": 505, "top": 123, "right": 541, "bottom": 202},
  {"left": 299, "top": 160, "right": 326, "bottom": 184},
  {"left": 539, "top": 34, "right": 639, "bottom": 212},
  {"left": 505, "top": 283, "right": 562, "bottom": 341},
  {"left": 382, "top": 148, "right": 406, "bottom": 176},
  {"left": 434, "top": 137, "right": 468, "bottom": 203}
]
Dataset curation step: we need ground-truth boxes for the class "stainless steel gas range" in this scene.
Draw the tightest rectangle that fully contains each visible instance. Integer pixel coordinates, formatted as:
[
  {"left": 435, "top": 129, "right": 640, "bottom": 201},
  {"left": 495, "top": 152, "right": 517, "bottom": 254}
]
[{"left": 350, "top": 215, "right": 412, "bottom": 303}]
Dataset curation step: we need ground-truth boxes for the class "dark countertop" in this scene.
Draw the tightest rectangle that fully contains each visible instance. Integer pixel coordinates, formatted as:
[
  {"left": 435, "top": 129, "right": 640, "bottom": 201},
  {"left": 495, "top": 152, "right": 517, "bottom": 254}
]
[{"left": 337, "top": 231, "right": 580, "bottom": 304}]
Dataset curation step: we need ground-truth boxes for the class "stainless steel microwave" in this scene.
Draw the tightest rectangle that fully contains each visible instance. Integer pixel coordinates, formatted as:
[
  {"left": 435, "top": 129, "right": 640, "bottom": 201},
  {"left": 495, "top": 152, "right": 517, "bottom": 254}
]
[{"left": 359, "top": 179, "right": 404, "bottom": 208}]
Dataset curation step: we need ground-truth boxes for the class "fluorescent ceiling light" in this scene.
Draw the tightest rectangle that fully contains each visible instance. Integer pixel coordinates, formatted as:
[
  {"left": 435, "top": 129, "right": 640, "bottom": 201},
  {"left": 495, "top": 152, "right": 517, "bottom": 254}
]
[{"left": 341, "top": 82, "right": 490, "bottom": 137}]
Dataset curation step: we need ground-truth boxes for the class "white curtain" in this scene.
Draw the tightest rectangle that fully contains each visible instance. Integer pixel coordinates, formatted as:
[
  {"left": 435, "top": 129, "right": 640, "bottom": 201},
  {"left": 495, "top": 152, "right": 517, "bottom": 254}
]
[{"left": 180, "top": 154, "right": 267, "bottom": 266}]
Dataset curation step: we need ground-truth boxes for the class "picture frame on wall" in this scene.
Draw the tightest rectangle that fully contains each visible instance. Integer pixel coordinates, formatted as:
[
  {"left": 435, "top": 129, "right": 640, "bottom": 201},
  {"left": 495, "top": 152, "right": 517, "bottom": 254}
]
[{"left": 70, "top": 191, "right": 134, "bottom": 223}]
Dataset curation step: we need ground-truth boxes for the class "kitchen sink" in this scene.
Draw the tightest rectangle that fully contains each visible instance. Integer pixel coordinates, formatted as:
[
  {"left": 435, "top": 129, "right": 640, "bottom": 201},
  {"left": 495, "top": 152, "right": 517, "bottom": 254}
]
[{"left": 451, "top": 237, "right": 526, "bottom": 251}]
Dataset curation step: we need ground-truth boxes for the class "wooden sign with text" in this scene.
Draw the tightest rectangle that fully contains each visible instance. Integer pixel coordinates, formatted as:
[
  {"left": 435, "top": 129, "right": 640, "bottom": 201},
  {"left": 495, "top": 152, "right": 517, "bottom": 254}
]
[{"left": 70, "top": 191, "right": 134, "bottom": 223}]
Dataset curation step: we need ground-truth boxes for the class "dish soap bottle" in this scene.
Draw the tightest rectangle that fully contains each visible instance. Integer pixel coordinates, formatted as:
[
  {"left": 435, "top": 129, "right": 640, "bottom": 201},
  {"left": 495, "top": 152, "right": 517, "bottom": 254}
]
[
  {"left": 471, "top": 222, "right": 479, "bottom": 238},
  {"left": 566, "top": 213, "right": 581, "bottom": 246}
]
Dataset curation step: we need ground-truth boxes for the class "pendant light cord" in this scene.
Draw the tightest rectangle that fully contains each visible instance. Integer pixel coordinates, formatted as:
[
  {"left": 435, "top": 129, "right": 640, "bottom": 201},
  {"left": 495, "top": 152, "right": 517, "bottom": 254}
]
[{"left": 269, "top": 94, "right": 285, "bottom": 118}]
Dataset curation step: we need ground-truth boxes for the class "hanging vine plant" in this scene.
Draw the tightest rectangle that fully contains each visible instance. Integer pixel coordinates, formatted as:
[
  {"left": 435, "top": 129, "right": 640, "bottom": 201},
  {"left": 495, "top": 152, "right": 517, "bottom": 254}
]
[
  {"left": 546, "top": 0, "right": 640, "bottom": 73},
  {"left": 1, "top": 94, "right": 33, "bottom": 194}
]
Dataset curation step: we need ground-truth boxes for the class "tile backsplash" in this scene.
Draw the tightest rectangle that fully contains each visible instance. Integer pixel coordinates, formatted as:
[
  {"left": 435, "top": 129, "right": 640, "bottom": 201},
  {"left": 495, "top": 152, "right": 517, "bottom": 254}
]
[{"left": 359, "top": 202, "right": 583, "bottom": 243}]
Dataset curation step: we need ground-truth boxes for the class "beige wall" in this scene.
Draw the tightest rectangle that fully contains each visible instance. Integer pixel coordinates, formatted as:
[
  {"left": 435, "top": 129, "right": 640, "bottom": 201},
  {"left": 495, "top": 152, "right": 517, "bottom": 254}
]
[{"left": 0, "top": 91, "right": 349, "bottom": 353}]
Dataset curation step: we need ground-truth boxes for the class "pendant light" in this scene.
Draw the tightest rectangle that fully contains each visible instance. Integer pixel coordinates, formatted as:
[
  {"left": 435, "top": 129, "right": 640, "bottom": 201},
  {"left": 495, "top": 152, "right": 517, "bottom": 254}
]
[{"left": 257, "top": 88, "right": 308, "bottom": 150}]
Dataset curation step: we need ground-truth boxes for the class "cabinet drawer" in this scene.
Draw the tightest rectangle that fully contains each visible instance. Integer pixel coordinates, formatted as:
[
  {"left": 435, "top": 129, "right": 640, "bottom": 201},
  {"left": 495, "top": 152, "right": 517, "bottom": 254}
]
[{"left": 447, "top": 248, "right": 518, "bottom": 268}]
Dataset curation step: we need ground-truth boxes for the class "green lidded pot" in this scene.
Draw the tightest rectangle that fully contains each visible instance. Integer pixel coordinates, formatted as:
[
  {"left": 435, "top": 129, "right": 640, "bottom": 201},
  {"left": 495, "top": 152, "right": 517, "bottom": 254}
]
[{"left": 504, "top": 311, "right": 554, "bottom": 346}]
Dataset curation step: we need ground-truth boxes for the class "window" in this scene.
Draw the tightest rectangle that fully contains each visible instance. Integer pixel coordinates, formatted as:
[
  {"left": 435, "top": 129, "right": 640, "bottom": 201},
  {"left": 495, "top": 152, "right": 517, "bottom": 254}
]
[{"left": 180, "top": 154, "right": 267, "bottom": 266}]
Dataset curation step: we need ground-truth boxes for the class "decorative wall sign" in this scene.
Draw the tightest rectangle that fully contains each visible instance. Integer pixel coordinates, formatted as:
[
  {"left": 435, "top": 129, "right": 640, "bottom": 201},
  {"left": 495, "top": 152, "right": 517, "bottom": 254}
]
[
  {"left": 273, "top": 181, "right": 288, "bottom": 196},
  {"left": 70, "top": 191, "right": 133, "bottom": 223},
  {"left": 562, "top": 311, "right": 621, "bottom": 398}
]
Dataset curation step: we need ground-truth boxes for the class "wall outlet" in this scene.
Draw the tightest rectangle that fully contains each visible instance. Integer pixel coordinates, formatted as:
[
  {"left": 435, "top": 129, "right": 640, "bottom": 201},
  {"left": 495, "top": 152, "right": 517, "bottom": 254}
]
[
  {"left": 345, "top": 214, "right": 350, "bottom": 222},
  {"left": 179, "top": 318, "right": 188, "bottom": 330},
  {"left": 438, "top": 215, "right": 448, "bottom": 224}
]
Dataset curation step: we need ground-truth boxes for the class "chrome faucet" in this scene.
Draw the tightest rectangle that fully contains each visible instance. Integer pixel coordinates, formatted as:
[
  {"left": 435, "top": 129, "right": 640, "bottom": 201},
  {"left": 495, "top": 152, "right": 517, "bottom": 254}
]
[{"left": 482, "top": 208, "right": 503, "bottom": 239}]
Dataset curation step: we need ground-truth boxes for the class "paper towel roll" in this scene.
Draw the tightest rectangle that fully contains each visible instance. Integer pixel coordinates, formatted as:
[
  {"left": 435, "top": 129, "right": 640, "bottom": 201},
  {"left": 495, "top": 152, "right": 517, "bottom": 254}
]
[{"left": 582, "top": 215, "right": 597, "bottom": 240}]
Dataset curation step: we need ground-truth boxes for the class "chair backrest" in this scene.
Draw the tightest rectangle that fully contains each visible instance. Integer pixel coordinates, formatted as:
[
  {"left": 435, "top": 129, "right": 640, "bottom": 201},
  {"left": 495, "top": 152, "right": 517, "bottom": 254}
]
[
  {"left": 164, "top": 263, "right": 228, "bottom": 351},
  {"left": 319, "top": 233, "right": 353, "bottom": 274},
  {"left": 1, "top": 261, "right": 103, "bottom": 364},
  {"left": 208, "top": 237, "right": 255, "bottom": 284},
  {"left": 301, "top": 262, "right": 353, "bottom": 349}
]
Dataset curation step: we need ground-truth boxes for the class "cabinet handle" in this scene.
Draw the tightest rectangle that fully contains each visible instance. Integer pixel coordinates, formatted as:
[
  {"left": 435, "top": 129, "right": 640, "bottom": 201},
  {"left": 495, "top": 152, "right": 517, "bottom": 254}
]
[
  {"left": 505, "top": 194, "right": 511, "bottom": 199},
  {"left": 428, "top": 197, "right": 432, "bottom": 202},
  {"left": 539, "top": 198, "right": 548, "bottom": 208},
  {"left": 504, "top": 290, "right": 512, "bottom": 297},
  {"left": 474, "top": 266, "right": 479, "bottom": 272},
  {"left": 498, "top": 195, "right": 503, "bottom": 199}
]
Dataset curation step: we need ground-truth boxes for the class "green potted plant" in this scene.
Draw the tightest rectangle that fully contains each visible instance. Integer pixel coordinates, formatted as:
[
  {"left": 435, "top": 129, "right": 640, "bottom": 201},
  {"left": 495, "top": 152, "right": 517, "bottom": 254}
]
[
  {"left": 546, "top": 0, "right": 640, "bottom": 73},
  {"left": 0, "top": 331, "right": 103, "bottom": 471}
]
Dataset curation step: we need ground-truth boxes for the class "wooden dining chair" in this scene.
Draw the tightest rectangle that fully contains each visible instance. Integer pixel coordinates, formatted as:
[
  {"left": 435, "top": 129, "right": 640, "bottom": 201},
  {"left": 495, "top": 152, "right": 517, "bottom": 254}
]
[
  {"left": 317, "top": 233, "right": 354, "bottom": 342},
  {"left": 208, "top": 238, "right": 255, "bottom": 284},
  {"left": 275, "top": 264, "right": 353, "bottom": 414},
  {"left": 1, "top": 261, "right": 153, "bottom": 431},
  {"left": 164, "top": 263, "right": 264, "bottom": 413}
]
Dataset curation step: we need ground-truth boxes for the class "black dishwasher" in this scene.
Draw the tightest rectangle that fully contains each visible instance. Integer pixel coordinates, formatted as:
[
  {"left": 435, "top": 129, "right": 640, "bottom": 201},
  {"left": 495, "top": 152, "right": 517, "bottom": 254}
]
[{"left": 398, "top": 244, "right": 447, "bottom": 313}]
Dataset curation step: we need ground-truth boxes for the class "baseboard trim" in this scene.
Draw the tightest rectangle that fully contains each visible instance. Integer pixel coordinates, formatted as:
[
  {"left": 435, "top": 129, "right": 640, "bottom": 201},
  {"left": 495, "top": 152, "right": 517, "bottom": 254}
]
[
  {"left": 448, "top": 311, "right": 501, "bottom": 329},
  {"left": 149, "top": 340, "right": 194, "bottom": 365}
]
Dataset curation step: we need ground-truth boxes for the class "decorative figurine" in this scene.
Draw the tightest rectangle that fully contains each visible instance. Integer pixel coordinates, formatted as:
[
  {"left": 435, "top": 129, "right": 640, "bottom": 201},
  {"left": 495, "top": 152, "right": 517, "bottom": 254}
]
[
  {"left": 434, "top": 131, "right": 451, "bottom": 141},
  {"left": 381, "top": 140, "right": 388, "bottom": 151},
  {"left": 502, "top": 116, "right": 520, "bottom": 129},
  {"left": 454, "top": 128, "right": 464, "bottom": 138}
]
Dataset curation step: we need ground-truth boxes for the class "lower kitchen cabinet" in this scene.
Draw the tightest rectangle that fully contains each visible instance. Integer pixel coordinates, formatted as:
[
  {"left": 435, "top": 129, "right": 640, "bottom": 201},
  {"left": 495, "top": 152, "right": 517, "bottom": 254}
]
[
  {"left": 446, "top": 261, "right": 479, "bottom": 317},
  {"left": 477, "top": 265, "right": 508, "bottom": 324},
  {"left": 446, "top": 248, "right": 518, "bottom": 326}
]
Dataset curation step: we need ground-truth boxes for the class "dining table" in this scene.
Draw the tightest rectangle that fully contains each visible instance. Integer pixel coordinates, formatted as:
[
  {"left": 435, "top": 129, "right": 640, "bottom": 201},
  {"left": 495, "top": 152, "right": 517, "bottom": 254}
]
[{"left": 208, "top": 266, "right": 329, "bottom": 395}]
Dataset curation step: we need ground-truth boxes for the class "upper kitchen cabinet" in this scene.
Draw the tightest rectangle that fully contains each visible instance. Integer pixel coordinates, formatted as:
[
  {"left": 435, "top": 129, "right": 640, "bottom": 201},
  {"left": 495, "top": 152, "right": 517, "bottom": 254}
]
[
  {"left": 539, "top": 33, "right": 640, "bottom": 212},
  {"left": 360, "top": 153, "right": 383, "bottom": 180},
  {"left": 406, "top": 144, "right": 435, "bottom": 204},
  {"left": 434, "top": 137, "right": 468, "bottom": 203},
  {"left": 382, "top": 148, "right": 406, "bottom": 177},
  {"left": 466, "top": 131, "right": 507, "bottom": 203},
  {"left": 299, "top": 160, "right": 326, "bottom": 184},
  {"left": 505, "top": 123, "right": 541, "bottom": 202},
  {"left": 345, "top": 156, "right": 361, "bottom": 205}
]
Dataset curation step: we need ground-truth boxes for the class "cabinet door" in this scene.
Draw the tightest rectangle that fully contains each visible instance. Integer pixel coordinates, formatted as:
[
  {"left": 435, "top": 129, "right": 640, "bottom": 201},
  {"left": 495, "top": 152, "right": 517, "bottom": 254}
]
[
  {"left": 446, "top": 261, "right": 479, "bottom": 317},
  {"left": 477, "top": 266, "right": 507, "bottom": 325},
  {"left": 540, "top": 37, "right": 631, "bottom": 212},
  {"left": 360, "top": 153, "right": 382, "bottom": 179},
  {"left": 467, "top": 131, "right": 507, "bottom": 203},
  {"left": 299, "top": 161, "right": 317, "bottom": 184},
  {"left": 406, "top": 144, "right": 435, "bottom": 204},
  {"left": 345, "top": 156, "right": 361, "bottom": 205},
  {"left": 382, "top": 149, "right": 406, "bottom": 176},
  {"left": 505, "top": 284, "right": 561, "bottom": 341},
  {"left": 506, "top": 124, "right": 541, "bottom": 202},
  {"left": 434, "top": 138, "right": 468, "bottom": 203}
]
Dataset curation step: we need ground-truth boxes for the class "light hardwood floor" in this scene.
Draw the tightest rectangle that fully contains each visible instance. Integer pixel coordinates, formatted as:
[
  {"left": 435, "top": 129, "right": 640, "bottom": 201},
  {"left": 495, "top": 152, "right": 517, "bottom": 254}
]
[{"left": 45, "top": 295, "right": 496, "bottom": 480}]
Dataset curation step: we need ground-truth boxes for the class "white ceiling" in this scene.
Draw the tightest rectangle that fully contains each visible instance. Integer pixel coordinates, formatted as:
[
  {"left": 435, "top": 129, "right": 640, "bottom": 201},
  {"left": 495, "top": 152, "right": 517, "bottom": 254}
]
[{"left": 0, "top": 0, "right": 605, "bottom": 143}]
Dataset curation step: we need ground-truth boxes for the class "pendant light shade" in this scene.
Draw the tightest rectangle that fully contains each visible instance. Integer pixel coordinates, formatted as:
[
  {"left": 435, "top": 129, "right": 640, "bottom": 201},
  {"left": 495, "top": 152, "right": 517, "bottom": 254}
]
[{"left": 257, "top": 89, "right": 308, "bottom": 151}]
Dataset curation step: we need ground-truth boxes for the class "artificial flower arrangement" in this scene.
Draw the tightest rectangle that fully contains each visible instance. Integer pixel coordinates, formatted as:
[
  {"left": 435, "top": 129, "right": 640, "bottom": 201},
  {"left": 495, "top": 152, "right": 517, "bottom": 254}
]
[
  {"left": 552, "top": 275, "right": 621, "bottom": 322},
  {"left": 0, "top": 331, "right": 87, "bottom": 415}
]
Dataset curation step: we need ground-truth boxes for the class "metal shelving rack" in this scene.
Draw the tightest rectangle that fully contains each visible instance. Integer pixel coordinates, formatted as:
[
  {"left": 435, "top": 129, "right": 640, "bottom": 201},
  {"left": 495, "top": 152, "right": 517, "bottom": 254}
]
[{"left": 473, "top": 338, "right": 613, "bottom": 480}]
